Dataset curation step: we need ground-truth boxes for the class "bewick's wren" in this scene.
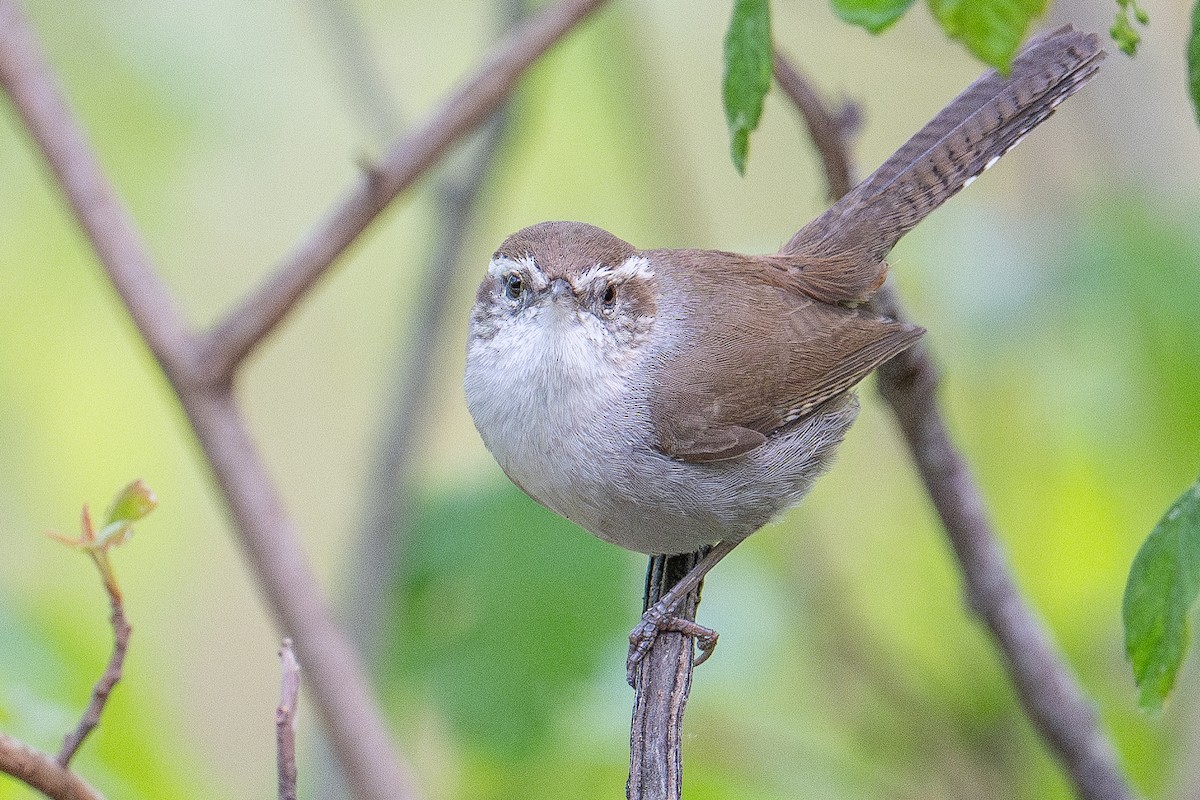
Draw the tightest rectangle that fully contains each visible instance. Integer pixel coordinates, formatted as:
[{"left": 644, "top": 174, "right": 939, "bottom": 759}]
[{"left": 464, "top": 28, "right": 1103, "bottom": 675}]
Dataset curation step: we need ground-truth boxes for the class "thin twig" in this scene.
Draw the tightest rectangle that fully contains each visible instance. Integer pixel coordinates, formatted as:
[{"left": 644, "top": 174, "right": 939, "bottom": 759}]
[
  {"left": 200, "top": 0, "right": 611, "bottom": 382},
  {"left": 56, "top": 586, "right": 131, "bottom": 766},
  {"left": 771, "top": 52, "right": 858, "bottom": 202},
  {"left": 627, "top": 551, "right": 704, "bottom": 800},
  {"left": 277, "top": 639, "right": 301, "bottom": 800},
  {"left": 0, "top": 733, "right": 106, "bottom": 800},
  {"left": 773, "top": 49, "right": 1134, "bottom": 800}
]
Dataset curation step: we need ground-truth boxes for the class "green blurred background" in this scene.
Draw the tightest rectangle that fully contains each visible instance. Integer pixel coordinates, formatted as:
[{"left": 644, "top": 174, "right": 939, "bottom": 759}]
[{"left": 2, "top": 0, "right": 1198, "bottom": 797}]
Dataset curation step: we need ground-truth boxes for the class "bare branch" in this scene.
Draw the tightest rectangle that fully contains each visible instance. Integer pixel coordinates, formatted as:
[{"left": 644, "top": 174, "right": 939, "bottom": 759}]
[
  {"left": 56, "top": 583, "right": 131, "bottom": 766},
  {"left": 0, "top": 0, "right": 198, "bottom": 386},
  {"left": 0, "top": 733, "right": 105, "bottom": 800},
  {"left": 180, "top": 386, "right": 420, "bottom": 800},
  {"left": 872, "top": 299, "right": 1134, "bottom": 800},
  {"left": 201, "top": 0, "right": 611, "bottom": 381},
  {"left": 277, "top": 639, "right": 301, "bottom": 800},
  {"left": 771, "top": 53, "right": 858, "bottom": 201},
  {"left": 1, "top": 0, "right": 612, "bottom": 794},
  {"left": 627, "top": 552, "right": 704, "bottom": 800},
  {"left": 304, "top": 0, "right": 404, "bottom": 146},
  {"left": 0, "top": 5, "right": 419, "bottom": 797},
  {"left": 773, "top": 49, "right": 1133, "bottom": 800}
]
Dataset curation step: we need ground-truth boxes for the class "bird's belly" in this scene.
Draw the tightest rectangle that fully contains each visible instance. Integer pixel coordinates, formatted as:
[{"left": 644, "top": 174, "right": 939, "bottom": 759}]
[
  {"left": 501, "top": 396, "right": 859, "bottom": 555},
  {"left": 468, "top": 334, "right": 860, "bottom": 555}
]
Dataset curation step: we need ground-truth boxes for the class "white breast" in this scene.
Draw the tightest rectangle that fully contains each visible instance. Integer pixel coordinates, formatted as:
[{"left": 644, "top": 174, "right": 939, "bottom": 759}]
[{"left": 464, "top": 302, "right": 640, "bottom": 526}]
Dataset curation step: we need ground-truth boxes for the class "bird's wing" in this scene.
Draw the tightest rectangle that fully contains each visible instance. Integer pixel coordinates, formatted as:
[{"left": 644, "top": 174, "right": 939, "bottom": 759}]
[{"left": 646, "top": 250, "right": 922, "bottom": 463}]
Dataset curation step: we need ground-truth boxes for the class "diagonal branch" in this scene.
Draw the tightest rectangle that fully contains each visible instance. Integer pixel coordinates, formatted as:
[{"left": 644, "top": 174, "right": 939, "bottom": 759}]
[
  {"left": 178, "top": 386, "right": 424, "bottom": 800},
  {"left": 3, "top": 0, "right": 610, "bottom": 795},
  {"left": 0, "top": 4, "right": 419, "bottom": 797},
  {"left": 871, "top": 299, "right": 1133, "bottom": 800},
  {"left": 0, "top": 733, "right": 105, "bottom": 800},
  {"left": 773, "top": 50, "right": 1134, "bottom": 800},
  {"left": 200, "top": 0, "right": 610, "bottom": 382}
]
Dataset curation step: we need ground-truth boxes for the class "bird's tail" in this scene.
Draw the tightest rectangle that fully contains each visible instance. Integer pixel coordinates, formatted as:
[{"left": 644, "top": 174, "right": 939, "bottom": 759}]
[{"left": 779, "top": 26, "right": 1104, "bottom": 305}]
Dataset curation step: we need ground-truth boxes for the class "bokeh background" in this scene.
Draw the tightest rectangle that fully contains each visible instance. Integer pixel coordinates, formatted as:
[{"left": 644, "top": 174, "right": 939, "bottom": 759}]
[{"left": 2, "top": 0, "right": 1199, "bottom": 798}]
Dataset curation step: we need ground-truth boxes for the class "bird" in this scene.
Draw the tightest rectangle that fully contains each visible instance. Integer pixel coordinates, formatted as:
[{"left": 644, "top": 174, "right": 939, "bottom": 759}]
[{"left": 463, "top": 26, "right": 1104, "bottom": 681}]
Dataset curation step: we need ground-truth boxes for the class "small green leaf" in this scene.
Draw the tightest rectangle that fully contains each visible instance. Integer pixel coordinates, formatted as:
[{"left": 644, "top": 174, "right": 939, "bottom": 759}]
[
  {"left": 723, "top": 0, "right": 773, "bottom": 175},
  {"left": 927, "top": 0, "right": 1047, "bottom": 72},
  {"left": 106, "top": 478, "right": 158, "bottom": 526},
  {"left": 1123, "top": 477, "right": 1200, "bottom": 711},
  {"left": 1189, "top": 1, "right": 1200, "bottom": 126},
  {"left": 1110, "top": 0, "right": 1150, "bottom": 57},
  {"left": 830, "top": 0, "right": 918, "bottom": 34}
]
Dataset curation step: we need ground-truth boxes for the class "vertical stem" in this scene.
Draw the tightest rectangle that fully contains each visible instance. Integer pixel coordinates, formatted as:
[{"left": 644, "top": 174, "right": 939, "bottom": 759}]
[
  {"left": 57, "top": 581, "right": 131, "bottom": 766},
  {"left": 628, "top": 550, "right": 705, "bottom": 800}
]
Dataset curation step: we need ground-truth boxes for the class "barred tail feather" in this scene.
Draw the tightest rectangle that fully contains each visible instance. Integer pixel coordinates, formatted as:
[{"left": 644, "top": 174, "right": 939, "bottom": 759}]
[{"left": 780, "top": 26, "right": 1104, "bottom": 303}]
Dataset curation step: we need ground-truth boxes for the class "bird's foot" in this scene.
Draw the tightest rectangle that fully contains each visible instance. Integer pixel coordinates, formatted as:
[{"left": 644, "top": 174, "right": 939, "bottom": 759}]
[{"left": 626, "top": 607, "right": 718, "bottom": 686}]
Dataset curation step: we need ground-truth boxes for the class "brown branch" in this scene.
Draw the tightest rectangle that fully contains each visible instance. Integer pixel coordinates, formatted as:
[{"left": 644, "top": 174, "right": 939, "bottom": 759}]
[
  {"left": 0, "top": 5, "right": 416, "bottom": 798},
  {"left": 56, "top": 584, "right": 130, "bottom": 766},
  {"left": 771, "top": 52, "right": 858, "bottom": 202},
  {"left": 872, "top": 298, "right": 1134, "bottom": 800},
  {"left": 773, "top": 49, "right": 1134, "bottom": 800},
  {"left": 179, "top": 387, "right": 421, "bottom": 800},
  {"left": 627, "top": 552, "right": 704, "bottom": 800},
  {"left": 277, "top": 639, "right": 301, "bottom": 800},
  {"left": 1, "top": 0, "right": 609, "bottom": 796},
  {"left": 200, "top": 0, "right": 610, "bottom": 382},
  {"left": 0, "top": 733, "right": 105, "bottom": 800}
]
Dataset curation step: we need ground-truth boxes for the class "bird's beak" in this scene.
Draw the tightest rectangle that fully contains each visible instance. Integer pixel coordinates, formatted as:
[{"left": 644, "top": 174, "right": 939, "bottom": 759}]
[
  {"left": 548, "top": 277, "right": 573, "bottom": 302},
  {"left": 543, "top": 278, "right": 577, "bottom": 321}
]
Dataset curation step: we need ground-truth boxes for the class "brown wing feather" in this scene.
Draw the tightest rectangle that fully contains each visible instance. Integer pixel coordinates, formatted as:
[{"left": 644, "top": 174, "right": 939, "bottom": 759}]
[{"left": 647, "top": 250, "right": 923, "bottom": 463}]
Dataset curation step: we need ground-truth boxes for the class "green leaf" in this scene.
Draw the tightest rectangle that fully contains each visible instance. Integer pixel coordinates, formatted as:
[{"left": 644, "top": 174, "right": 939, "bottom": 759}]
[
  {"left": 830, "top": 0, "right": 918, "bottom": 34},
  {"left": 927, "top": 0, "right": 1047, "bottom": 72},
  {"left": 1189, "top": 1, "right": 1200, "bottom": 126},
  {"left": 1110, "top": 0, "right": 1150, "bottom": 57},
  {"left": 105, "top": 478, "right": 157, "bottom": 525},
  {"left": 381, "top": 483, "right": 628, "bottom": 760},
  {"left": 1123, "top": 477, "right": 1200, "bottom": 711},
  {"left": 723, "top": 0, "right": 773, "bottom": 175}
]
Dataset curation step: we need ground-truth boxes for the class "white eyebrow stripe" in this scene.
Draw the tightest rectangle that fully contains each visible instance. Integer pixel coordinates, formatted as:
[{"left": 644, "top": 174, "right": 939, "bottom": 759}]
[
  {"left": 577, "top": 255, "right": 654, "bottom": 289},
  {"left": 488, "top": 255, "right": 548, "bottom": 289}
]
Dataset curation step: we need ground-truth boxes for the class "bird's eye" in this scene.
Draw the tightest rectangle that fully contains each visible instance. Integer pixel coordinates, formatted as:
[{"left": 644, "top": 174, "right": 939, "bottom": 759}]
[
  {"left": 601, "top": 282, "right": 618, "bottom": 311},
  {"left": 503, "top": 273, "right": 524, "bottom": 301}
]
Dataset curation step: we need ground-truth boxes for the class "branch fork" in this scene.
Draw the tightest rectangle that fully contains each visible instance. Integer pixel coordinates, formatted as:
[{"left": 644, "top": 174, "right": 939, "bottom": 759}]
[{"left": 0, "top": 1, "right": 610, "bottom": 798}]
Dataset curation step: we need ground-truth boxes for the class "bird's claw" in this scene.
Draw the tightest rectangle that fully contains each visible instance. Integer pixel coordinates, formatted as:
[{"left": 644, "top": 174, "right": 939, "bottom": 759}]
[{"left": 626, "top": 611, "right": 719, "bottom": 686}]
